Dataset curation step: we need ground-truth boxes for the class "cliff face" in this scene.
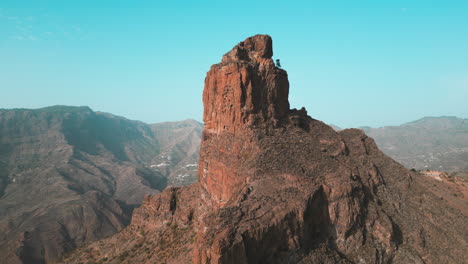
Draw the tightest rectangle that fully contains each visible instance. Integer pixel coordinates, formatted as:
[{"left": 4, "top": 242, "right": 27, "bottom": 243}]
[
  {"left": 203, "top": 35, "right": 289, "bottom": 134},
  {"left": 200, "top": 35, "right": 292, "bottom": 207},
  {"left": 63, "top": 35, "right": 467, "bottom": 264}
]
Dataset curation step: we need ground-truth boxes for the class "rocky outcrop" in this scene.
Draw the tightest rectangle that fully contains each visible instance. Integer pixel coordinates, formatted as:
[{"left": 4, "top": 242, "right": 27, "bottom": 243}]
[
  {"left": 203, "top": 34, "right": 289, "bottom": 134},
  {"left": 63, "top": 35, "right": 467, "bottom": 264},
  {"left": 200, "top": 35, "right": 304, "bottom": 207}
]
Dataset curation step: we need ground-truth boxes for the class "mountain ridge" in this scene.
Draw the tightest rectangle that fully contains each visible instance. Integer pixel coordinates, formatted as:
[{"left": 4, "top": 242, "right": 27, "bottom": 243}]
[
  {"left": 0, "top": 107, "right": 202, "bottom": 264},
  {"left": 359, "top": 116, "right": 468, "bottom": 172}
]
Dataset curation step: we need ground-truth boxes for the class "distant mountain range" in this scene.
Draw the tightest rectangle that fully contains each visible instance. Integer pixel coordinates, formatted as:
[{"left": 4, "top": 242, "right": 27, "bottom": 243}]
[
  {"left": 0, "top": 106, "right": 201, "bottom": 264},
  {"left": 0, "top": 105, "right": 465, "bottom": 263},
  {"left": 150, "top": 120, "right": 202, "bottom": 186},
  {"left": 359, "top": 116, "right": 467, "bottom": 172}
]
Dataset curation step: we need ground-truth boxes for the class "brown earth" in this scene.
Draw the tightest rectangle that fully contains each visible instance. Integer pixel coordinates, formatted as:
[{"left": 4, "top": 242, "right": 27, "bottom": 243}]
[
  {"left": 62, "top": 35, "right": 467, "bottom": 264},
  {"left": 0, "top": 107, "right": 201, "bottom": 264}
]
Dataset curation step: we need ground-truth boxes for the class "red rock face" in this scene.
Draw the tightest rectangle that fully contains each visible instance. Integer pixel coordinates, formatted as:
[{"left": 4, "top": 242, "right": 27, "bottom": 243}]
[
  {"left": 203, "top": 34, "right": 289, "bottom": 134},
  {"left": 200, "top": 35, "right": 291, "bottom": 207},
  {"left": 63, "top": 35, "right": 468, "bottom": 264}
]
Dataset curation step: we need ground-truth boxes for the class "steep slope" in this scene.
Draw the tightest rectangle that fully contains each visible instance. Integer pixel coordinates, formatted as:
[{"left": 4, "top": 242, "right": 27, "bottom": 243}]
[
  {"left": 360, "top": 117, "right": 468, "bottom": 172},
  {"left": 63, "top": 35, "right": 467, "bottom": 264},
  {"left": 0, "top": 106, "right": 167, "bottom": 264}
]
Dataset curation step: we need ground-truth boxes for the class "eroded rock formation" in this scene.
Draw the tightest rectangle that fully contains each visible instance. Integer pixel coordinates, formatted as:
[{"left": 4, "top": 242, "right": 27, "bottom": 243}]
[
  {"left": 63, "top": 35, "right": 467, "bottom": 264},
  {"left": 203, "top": 34, "right": 289, "bottom": 135}
]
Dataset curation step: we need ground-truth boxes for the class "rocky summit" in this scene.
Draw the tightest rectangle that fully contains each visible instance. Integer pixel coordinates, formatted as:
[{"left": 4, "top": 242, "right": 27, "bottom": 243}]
[{"left": 63, "top": 35, "right": 467, "bottom": 264}]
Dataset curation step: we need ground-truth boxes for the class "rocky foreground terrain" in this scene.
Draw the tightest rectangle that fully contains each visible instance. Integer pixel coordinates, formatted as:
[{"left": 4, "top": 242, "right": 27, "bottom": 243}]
[
  {"left": 63, "top": 35, "right": 467, "bottom": 264},
  {"left": 0, "top": 106, "right": 201, "bottom": 264}
]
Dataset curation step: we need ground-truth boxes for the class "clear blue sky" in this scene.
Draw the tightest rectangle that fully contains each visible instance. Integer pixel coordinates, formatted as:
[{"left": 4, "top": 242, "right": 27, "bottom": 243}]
[{"left": 1, "top": 1, "right": 467, "bottom": 128}]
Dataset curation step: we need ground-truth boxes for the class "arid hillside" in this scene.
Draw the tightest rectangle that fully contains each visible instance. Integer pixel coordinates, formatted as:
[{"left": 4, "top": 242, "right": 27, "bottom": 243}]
[
  {"left": 360, "top": 116, "right": 468, "bottom": 172},
  {"left": 0, "top": 106, "right": 201, "bottom": 264}
]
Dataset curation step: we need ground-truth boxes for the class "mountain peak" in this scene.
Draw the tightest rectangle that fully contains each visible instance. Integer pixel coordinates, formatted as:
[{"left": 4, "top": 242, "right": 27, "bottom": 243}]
[
  {"left": 203, "top": 34, "right": 290, "bottom": 135},
  {"left": 221, "top": 34, "right": 273, "bottom": 63}
]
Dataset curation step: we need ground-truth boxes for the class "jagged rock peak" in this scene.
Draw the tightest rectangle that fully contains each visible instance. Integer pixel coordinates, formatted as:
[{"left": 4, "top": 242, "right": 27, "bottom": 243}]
[
  {"left": 203, "top": 34, "right": 290, "bottom": 134},
  {"left": 221, "top": 34, "right": 273, "bottom": 64}
]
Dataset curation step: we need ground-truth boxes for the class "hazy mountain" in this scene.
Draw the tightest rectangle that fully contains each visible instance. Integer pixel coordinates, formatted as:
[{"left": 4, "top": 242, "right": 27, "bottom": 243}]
[
  {"left": 360, "top": 116, "right": 468, "bottom": 172},
  {"left": 0, "top": 106, "right": 201, "bottom": 264},
  {"left": 150, "top": 119, "right": 202, "bottom": 186}
]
